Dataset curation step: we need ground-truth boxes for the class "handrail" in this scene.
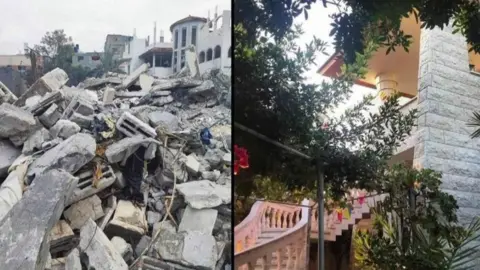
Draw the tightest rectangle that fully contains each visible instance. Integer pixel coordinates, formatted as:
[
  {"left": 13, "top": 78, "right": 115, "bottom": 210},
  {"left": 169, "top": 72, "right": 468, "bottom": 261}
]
[{"left": 234, "top": 199, "right": 310, "bottom": 270}]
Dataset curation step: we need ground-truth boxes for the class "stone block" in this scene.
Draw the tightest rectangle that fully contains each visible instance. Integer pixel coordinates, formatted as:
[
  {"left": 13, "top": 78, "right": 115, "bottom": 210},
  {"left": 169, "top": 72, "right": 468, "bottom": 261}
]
[
  {"left": 147, "top": 211, "right": 162, "bottom": 226},
  {"left": 120, "top": 63, "right": 149, "bottom": 89},
  {"left": 27, "top": 133, "right": 96, "bottom": 183},
  {"left": 50, "top": 220, "right": 76, "bottom": 255},
  {"left": 139, "top": 74, "right": 154, "bottom": 91},
  {"left": 188, "top": 80, "right": 215, "bottom": 96},
  {"left": 79, "top": 218, "right": 128, "bottom": 270},
  {"left": 135, "top": 235, "right": 152, "bottom": 257},
  {"left": 176, "top": 180, "right": 231, "bottom": 209},
  {"left": 67, "top": 164, "right": 116, "bottom": 205},
  {"left": 0, "top": 169, "right": 77, "bottom": 270},
  {"left": 69, "top": 112, "right": 93, "bottom": 129},
  {"left": 105, "top": 200, "right": 147, "bottom": 242},
  {"left": 0, "top": 103, "right": 36, "bottom": 138},
  {"left": 116, "top": 111, "right": 157, "bottom": 138},
  {"left": 65, "top": 248, "right": 82, "bottom": 270},
  {"left": 178, "top": 205, "right": 218, "bottom": 235},
  {"left": 111, "top": 236, "right": 133, "bottom": 263},
  {"left": 104, "top": 135, "right": 151, "bottom": 163},
  {"left": 62, "top": 95, "right": 94, "bottom": 120},
  {"left": 147, "top": 111, "right": 179, "bottom": 131},
  {"left": 22, "top": 128, "right": 51, "bottom": 155},
  {"left": 0, "top": 139, "right": 21, "bottom": 178},
  {"left": 49, "top": 119, "right": 81, "bottom": 139},
  {"left": 30, "top": 90, "right": 64, "bottom": 116},
  {"left": 64, "top": 194, "right": 104, "bottom": 229},
  {"left": 39, "top": 103, "right": 62, "bottom": 128},
  {"left": 97, "top": 195, "right": 117, "bottom": 230},
  {"left": 14, "top": 68, "right": 68, "bottom": 107},
  {"left": 185, "top": 154, "right": 200, "bottom": 175},
  {"left": 153, "top": 230, "right": 217, "bottom": 269},
  {"left": 103, "top": 87, "right": 115, "bottom": 104}
]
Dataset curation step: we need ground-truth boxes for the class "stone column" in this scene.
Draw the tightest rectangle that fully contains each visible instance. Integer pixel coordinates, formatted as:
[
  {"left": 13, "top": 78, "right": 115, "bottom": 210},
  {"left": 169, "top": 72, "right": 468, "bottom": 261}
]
[{"left": 414, "top": 24, "right": 480, "bottom": 238}]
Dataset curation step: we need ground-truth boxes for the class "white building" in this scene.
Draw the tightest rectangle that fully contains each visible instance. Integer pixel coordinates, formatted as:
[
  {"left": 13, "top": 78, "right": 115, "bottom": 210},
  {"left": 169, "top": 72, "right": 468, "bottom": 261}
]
[{"left": 119, "top": 8, "right": 231, "bottom": 77}]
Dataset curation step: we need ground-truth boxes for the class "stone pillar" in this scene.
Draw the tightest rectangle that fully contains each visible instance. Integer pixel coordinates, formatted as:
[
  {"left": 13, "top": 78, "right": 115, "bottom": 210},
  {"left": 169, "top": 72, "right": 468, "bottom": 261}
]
[{"left": 414, "top": 24, "right": 480, "bottom": 234}]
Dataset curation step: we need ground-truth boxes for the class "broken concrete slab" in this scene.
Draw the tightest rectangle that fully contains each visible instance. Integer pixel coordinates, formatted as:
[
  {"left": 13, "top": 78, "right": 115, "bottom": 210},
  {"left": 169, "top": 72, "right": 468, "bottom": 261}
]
[
  {"left": 120, "top": 63, "right": 149, "bottom": 89},
  {"left": 97, "top": 195, "right": 117, "bottom": 230},
  {"left": 188, "top": 80, "right": 215, "bottom": 96},
  {"left": 0, "top": 163, "right": 27, "bottom": 220},
  {"left": 62, "top": 95, "right": 94, "bottom": 119},
  {"left": 0, "top": 139, "right": 21, "bottom": 177},
  {"left": 79, "top": 218, "right": 128, "bottom": 270},
  {"left": 30, "top": 90, "right": 64, "bottom": 116},
  {"left": 106, "top": 200, "right": 147, "bottom": 242},
  {"left": 103, "top": 87, "right": 115, "bottom": 104},
  {"left": 176, "top": 180, "right": 231, "bottom": 209},
  {"left": 65, "top": 248, "right": 82, "bottom": 270},
  {"left": 69, "top": 112, "right": 93, "bottom": 129},
  {"left": 63, "top": 194, "right": 105, "bottom": 229},
  {"left": 0, "top": 80, "right": 18, "bottom": 104},
  {"left": 139, "top": 73, "right": 155, "bottom": 91},
  {"left": 135, "top": 235, "right": 152, "bottom": 257},
  {"left": 153, "top": 229, "right": 217, "bottom": 269},
  {"left": 39, "top": 103, "right": 62, "bottom": 128},
  {"left": 14, "top": 68, "right": 68, "bottom": 107},
  {"left": 138, "top": 256, "right": 194, "bottom": 270},
  {"left": 22, "top": 128, "right": 51, "bottom": 155},
  {"left": 147, "top": 111, "right": 179, "bottom": 131},
  {"left": 116, "top": 111, "right": 157, "bottom": 138},
  {"left": 185, "top": 154, "right": 200, "bottom": 175},
  {"left": 50, "top": 120, "right": 81, "bottom": 139},
  {"left": 27, "top": 133, "right": 96, "bottom": 183},
  {"left": 151, "top": 77, "right": 203, "bottom": 91},
  {"left": 0, "top": 169, "right": 77, "bottom": 270},
  {"left": 0, "top": 103, "right": 36, "bottom": 138},
  {"left": 111, "top": 236, "right": 133, "bottom": 263},
  {"left": 104, "top": 135, "right": 152, "bottom": 164},
  {"left": 178, "top": 205, "right": 218, "bottom": 235},
  {"left": 49, "top": 220, "right": 77, "bottom": 254}
]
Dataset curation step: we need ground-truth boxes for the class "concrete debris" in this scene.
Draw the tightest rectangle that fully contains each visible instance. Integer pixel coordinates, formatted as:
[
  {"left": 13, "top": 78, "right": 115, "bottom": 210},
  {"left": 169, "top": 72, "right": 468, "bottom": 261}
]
[
  {"left": 0, "top": 65, "right": 231, "bottom": 269},
  {"left": 79, "top": 218, "right": 128, "bottom": 270},
  {"left": 0, "top": 80, "right": 18, "bottom": 104}
]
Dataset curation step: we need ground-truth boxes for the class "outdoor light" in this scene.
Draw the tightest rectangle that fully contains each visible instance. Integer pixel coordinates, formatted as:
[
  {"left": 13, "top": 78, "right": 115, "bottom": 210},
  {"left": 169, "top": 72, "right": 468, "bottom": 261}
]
[{"left": 375, "top": 73, "right": 398, "bottom": 101}]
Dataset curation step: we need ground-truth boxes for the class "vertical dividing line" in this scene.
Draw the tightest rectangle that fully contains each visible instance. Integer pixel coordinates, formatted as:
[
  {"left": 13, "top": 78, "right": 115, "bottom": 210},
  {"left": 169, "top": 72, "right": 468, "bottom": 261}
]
[{"left": 316, "top": 158, "right": 325, "bottom": 270}]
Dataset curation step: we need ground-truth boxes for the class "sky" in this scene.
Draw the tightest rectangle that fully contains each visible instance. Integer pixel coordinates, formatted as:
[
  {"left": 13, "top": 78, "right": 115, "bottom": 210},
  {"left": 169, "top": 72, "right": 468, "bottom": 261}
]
[{"left": 0, "top": 0, "right": 230, "bottom": 55}]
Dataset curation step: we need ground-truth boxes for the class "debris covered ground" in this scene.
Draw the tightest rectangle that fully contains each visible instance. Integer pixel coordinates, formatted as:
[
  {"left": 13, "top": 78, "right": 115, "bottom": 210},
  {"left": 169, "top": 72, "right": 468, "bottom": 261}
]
[{"left": 0, "top": 61, "right": 232, "bottom": 270}]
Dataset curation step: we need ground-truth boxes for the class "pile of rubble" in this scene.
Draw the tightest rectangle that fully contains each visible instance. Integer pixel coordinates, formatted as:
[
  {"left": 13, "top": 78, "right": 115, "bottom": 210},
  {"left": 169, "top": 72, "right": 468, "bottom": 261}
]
[{"left": 0, "top": 61, "right": 232, "bottom": 270}]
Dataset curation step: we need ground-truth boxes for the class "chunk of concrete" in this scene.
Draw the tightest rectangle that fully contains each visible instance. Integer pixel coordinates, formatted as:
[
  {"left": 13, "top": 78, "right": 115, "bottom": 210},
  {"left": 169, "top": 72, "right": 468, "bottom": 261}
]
[
  {"left": 138, "top": 256, "right": 194, "bottom": 270},
  {"left": 67, "top": 164, "right": 116, "bottom": 205},
  {"left": 39, "top": 103, "right": 62, "bottom": 128},
  {"left": 65, "top": 248, "right": 82, "bottom": 270},
  {"left": 50, "top": 120, "right": 81, "bottom": 139},
  {"left": 30, "top": 90, "right": 64, "bottom": 116},
  {"left": 103, "top": 87, "right": 115, "bottom": 104},
  {"left": 185, "top": 154, "right": 200, "bottom": 175},
  {"left": 69, "top": 112, "right": 93, "bottom": 129},
  {"left": 0, "top": 80, "right": 18, "bottom": 104},
  {"left": 0, "top": 139, "right": 21, "bottom": 177},
  {"left": 222, "top": 153, "right": 231, "bottom": 166},
  {"left": 0, "top": 169, "right": 77, "bottom": 270},
  {"left": 64, "top": 194, "right": 105, "bottom": 229},
  {"left": 79, "top": 218, "right": 128, "bottom": 270},
  {"left": 178, "top": 205, "right": 218, "bottom": 235},
  {"left": 105, "top": 135, "right": 154, "bottom": 164},
  {"left": 116, "top": 111, "right": 157, "bottom": 138},
  {"left": 105, "top": 200, "right": 147, "bottom": 241},
  {"left": 147, "top": 211, "right": 162, "bottom": 226},
  {"left": 97, "top": 195, "right": 117, "bottom": 230},
  {"left": 139, "top": 74, "right": 154, "bottom": 91},
  {"left": 120, "top": 63, "right": 149, "bottom": 89},
  {"left": 14, "top": 68, "right": 68, "bottom": 107},
  {"left": 135, "top": 235, "right": 152, "bottom": 257},
  {"left": 0, "top": 163, "right": 27, "bottom": 221},
  {"left": 0, "top": 103, "right": 36, "bottom": 138},
  {"left": 188, "top": 80, "right": 215, "bottom": 96},
  {"left": 176, "top": 180, "right": 231, "bottom": 209},
  {"left": 111, "top": 236, "right": 133, "bottom": 263},
  {"left": 49, "top": 220, "right": 76, "bottom": 254},
  {"left": 152, "top": 220, "right": 176, "bottom": 238},
  {"left": 147, "top": 111, "right": 179, "bottom": 131},
  {"left": 153, "top": 230, "right": 217, "bottom": 269},
  {"left": 22, "top": 128, "right": 51, "bottom": 155},
  {"left": 27, "top": 133, "right": 96, "bottom": 183},
  {"left": 151, "top": 77, "right": 203, "bottom": 91},
  {"left": 185, "top": 45, "right": 200, "bottom": 78}
]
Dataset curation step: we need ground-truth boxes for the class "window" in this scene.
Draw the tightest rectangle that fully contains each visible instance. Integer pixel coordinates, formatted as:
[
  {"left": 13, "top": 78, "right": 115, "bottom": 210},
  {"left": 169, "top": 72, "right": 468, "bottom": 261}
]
[
  {"left": 206, "top": 48, "right": 213, "bottom": 61},
  {"left": 173, "top": 52, "right": 178, "bottom": 65},
  {"left": 174, "top": 30, "right": 179, "bottom": 49},
  {"left": 173, "top": 66, "right": 177, "bottom": 73},
  {"left": 181, "top": 62, "right": 185, "bottom": 68},
  {"left": 180, "top": 50, "right": 185, "bottom": 62},
  {"left": 228, "top": 47, "right": 231, "bottom": 58},
  {"left": 77, "top": 55, "right": 84, "bottom": 61},
  {"left": 214, "top": 45, "right": 221, "bottom": 59},
  {"left": 181, "top": 27, "right": 187, "bottom": 47},
  {"left": 199, "top": 51, "right": 205, "bottom": 63},
  {"left": 191, "top": 26, "right": 197, "bottom": 46},
  {"left": 127, "top": 43, "right": 130, "bottom": 54}
]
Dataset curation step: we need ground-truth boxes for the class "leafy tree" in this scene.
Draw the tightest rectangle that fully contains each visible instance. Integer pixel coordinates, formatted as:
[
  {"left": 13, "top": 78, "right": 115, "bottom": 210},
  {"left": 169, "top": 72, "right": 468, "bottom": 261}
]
[
  {"left": 354, "top": 164, "right": 480, "bottom": 269},
  {"left": 235, "top": 0, "right": 480, "bottom": 64}
]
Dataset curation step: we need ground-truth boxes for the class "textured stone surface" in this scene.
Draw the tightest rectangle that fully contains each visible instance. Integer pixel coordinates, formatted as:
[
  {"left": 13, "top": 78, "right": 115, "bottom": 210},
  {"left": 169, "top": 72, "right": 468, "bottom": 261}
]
[
  {"left": 105, "top": 200, "right": 147, "bottom": 241},
  {"left": 147, "top": 111, "right": 179, "bottom": 131},
  {"left": 65, "top": 248, "right": 82, "bottom": 270},
  {"left": 64, "top": 195, "right": 104, "bottom": 229},
  {"left": 176, "top": 180, "right": 230, "bottom": 209},
  {"left": 27, "top": 133, "right": 96, "bottom": 182},
  {"left": 49, "top": 120, "right": 81, "bottom": 139},
  {"left": 22, "top": 128, "right": 51, "bottom": 155},
  {"left": 178, "top": 205, "right": 218, "bottom": 234},
  {"left": 79, "top": 218, "right": 128, "bottom": 270},
  {"left": 0, "top": 169, "right": 77, "bottom": 270},
  {"left": 0, "top": 103, "right": 36, "bottom": 138},
  {"left": 105, "top": 135, "right": 148, "bottom": 163},
  {"left": 111, "top": 236, "right": 133, "bottom": 263}
]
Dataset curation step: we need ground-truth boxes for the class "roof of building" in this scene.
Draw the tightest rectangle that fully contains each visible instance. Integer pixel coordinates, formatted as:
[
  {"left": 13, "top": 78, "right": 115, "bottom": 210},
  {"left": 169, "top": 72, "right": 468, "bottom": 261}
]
[
  {"left": 139, "top": 47, "right": 173, "bottom": 59},
  {"left": 170, "top": 16, "right": 207, "bottom": 32}
]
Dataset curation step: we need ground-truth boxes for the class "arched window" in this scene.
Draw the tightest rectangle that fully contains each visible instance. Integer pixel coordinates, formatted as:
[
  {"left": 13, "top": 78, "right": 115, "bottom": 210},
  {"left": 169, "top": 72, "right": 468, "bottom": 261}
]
[
  {"left": 214, "top": 45, "right": 221, "bottom": 59},
  {"left": 228, "top": 47, "right": 231, "bottom": 58},
  {"left": 207, "top": 48, "right": 213, "bottom": 61},
  {"left": 199, "top": 51, "right": 205, "bottom": 63}
]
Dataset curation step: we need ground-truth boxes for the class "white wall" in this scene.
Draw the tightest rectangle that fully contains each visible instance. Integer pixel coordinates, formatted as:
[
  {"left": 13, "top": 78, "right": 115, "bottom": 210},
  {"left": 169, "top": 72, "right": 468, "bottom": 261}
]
[
  {"left": 171, "top": 20, "right": 206, "bottom": 73},
  {"left": 149, "top": 67, "right": 171, "bottom": 78},
  {"left": 197, "top": 10, "right": 231, "bottom": 75}
]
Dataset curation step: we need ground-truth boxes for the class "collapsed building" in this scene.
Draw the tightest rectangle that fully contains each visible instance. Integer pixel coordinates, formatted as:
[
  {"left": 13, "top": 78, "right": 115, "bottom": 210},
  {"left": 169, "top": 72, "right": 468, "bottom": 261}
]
[{"left": 0, "top": 48, "right": 232, "bottom": 270}]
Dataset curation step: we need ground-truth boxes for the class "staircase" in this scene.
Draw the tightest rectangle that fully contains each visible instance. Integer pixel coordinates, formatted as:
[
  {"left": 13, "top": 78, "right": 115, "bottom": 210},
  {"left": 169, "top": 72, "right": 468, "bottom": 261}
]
[{"left": 234, "top": 190, "right": 387, "bottom": 270}]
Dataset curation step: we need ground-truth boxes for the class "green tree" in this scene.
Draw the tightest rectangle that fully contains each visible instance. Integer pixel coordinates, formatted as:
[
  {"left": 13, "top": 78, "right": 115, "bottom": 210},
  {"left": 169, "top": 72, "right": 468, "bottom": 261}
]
[
  {"left": 235, "top": 0, "right": 480, "bottom": 64},
  {"left": 354, "top": 164, "right": 480, "bottom": 269}
]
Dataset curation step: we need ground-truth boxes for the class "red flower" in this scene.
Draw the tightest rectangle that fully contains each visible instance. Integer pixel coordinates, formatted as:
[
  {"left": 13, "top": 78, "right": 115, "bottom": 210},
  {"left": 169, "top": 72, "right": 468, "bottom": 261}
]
[
  {"left": 234, "top": 145, "right": 249, "bottom": 174},
  {"left": 321, "top": 121, "right": 329, "bottom": 130}
]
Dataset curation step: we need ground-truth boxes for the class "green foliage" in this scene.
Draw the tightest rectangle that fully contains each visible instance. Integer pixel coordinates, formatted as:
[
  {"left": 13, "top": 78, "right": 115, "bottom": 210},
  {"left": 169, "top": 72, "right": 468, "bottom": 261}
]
[
  {"left": 354, "top": 164, "right": 480, "bottom": 269},
  {"left": 235, "top": 0, "right": 480, "bottom": 63}
]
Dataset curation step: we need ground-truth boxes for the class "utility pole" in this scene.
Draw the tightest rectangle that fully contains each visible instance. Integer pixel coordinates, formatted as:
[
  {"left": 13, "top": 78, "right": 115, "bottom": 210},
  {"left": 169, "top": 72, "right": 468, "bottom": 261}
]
[{"left": 316, "top": 157, "right": 325, "bottom": 270}]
